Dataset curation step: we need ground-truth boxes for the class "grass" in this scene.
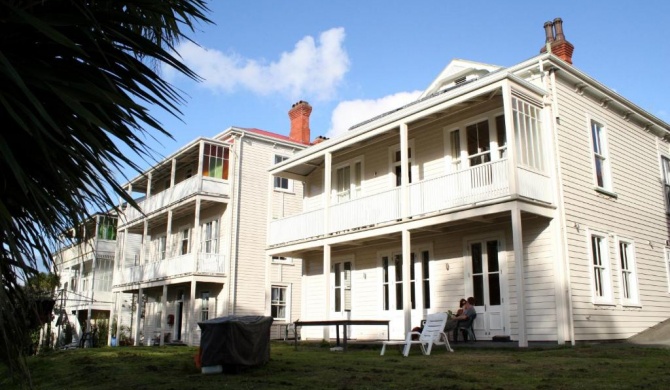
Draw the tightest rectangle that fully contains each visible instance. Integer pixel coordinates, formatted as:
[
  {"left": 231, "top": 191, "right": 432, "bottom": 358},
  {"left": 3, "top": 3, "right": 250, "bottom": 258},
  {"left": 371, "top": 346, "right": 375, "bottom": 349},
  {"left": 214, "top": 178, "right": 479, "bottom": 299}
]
[{"left": 2, "top": 341, "right": 670, "bottom": 389}]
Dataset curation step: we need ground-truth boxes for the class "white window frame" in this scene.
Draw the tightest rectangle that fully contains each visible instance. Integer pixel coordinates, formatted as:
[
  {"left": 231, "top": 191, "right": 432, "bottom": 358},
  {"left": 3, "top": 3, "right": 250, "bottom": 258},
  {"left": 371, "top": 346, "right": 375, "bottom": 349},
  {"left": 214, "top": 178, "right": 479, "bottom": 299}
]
[
  {"left": 660, "top": 155, "right": 670, "bottom": 213},
  {"left": 665, "top": 247, "right": 670, "bottom": 294},
  {"left": 179, "top": 227, "right": 190, "bottom": 256},
  {"left": 615, "top": 237, "right": 639, "bottom": 306},
  {"left": 379, "top": 247, "right": 432, "bottom": 311},
  {"left": 588, "top": 230, "right": 614, "bottom": 304},
  {"left": 202, "top": 219, "right": 219, "bottom": 254},
  {"left": 588, "top": 117, "right": 613, "bottom": 192},
  {"left": 201, "top": 291, "right": 210, "bottom": 321},
  {"left": 273, "top": 154, "right": 293, "bottom": 192},
  {"left": 388, "top": 139, "right": 416, "bottom": 187},
  {"left": 157, "top": 234, "right": 167, "bottom": 261},
  {"left": 443, "top": 109, "right": 506, "bottom": 173},
  {"left": 271, "top": 284, "right": 290, "bottom": 322},
  {"left": 332, "top": 157, "right": 363, "bottom": 203}
]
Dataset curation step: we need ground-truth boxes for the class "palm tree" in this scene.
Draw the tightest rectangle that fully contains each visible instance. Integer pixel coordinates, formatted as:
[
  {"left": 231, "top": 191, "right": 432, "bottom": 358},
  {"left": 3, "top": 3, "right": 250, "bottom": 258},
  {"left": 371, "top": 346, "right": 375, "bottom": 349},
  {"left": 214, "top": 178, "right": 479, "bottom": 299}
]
[{"left": 0, "top": 1, "right": 212, "bottom": 386}]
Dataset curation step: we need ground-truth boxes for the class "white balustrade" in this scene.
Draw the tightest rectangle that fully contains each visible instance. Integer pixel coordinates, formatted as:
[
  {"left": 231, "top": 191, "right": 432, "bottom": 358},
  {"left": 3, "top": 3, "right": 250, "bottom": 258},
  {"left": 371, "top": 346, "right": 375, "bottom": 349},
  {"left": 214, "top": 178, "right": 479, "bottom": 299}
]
[
  {"left": 112, "top": 252, "right": 226, "bottom": 286},
  {"left": 328, "top": 188, "right": 401, "bottom": 233},
  {"left": 122, "top": 176, "right": 230, "bottom": 224},
  {"left": 268, "top": 208, "right": 324, "bottom": 245}
]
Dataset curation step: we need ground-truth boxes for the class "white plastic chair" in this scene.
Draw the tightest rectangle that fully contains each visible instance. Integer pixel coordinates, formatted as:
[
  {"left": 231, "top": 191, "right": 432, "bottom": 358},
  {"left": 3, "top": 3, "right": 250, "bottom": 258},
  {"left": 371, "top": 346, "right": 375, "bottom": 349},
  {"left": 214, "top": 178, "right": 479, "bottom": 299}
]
[{"left": 380, "top": 312, "right": 454, "bottom": 356}]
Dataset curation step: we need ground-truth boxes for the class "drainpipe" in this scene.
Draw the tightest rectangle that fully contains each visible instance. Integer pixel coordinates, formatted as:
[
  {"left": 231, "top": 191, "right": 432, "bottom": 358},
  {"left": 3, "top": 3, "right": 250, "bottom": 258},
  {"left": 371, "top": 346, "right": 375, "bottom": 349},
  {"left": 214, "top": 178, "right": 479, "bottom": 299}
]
[{"left": 230, "top": 131, "right": 246, "bottom": 315}]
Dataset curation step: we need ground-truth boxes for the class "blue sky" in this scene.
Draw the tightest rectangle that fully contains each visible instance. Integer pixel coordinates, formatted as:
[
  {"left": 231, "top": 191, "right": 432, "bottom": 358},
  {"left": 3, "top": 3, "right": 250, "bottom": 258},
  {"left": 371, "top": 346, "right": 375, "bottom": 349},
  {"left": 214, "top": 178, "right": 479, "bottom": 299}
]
[{"left": 116, "top": 0, "right": 670, "bottom": 182}]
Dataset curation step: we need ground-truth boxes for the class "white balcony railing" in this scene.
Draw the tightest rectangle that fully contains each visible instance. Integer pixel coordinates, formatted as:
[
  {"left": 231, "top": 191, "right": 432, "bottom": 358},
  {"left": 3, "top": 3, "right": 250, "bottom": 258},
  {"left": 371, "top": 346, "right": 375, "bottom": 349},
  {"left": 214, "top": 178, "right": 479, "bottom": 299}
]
[
  {"left": 269, "top": 159, "right": 553, "bottom": 246},
  {"left": 112, "top": 252, "right": 226, "bottom": 286},
  {"left": 123, "top": 175, "right": 230, "bottom": 224}
]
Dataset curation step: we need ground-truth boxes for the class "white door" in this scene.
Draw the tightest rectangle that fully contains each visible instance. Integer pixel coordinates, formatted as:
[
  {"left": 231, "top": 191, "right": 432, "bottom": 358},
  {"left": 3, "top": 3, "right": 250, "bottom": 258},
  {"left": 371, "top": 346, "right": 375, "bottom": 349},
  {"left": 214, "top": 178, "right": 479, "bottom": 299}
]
[
  {"left": 332, "top": 261, "right": 352, "bottom": 317},
  {"left": 467, "top": 239, "right": 506, "bottom": 338}
]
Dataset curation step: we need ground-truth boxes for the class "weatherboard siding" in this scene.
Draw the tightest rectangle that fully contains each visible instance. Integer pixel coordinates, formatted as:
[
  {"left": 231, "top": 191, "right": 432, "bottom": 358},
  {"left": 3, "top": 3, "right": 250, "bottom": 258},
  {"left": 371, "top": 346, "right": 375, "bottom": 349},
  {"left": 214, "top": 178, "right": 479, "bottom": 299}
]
[{"left": 554, "top": 78, "right": 670, "bottom": 340}]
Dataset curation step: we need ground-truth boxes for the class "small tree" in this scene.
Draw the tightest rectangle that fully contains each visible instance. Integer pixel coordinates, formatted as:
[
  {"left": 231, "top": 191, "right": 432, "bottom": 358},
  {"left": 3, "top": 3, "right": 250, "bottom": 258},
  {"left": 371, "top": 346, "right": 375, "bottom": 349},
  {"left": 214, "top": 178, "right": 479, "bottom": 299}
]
[{"left": 0, "top": 1, "right": 212, "bottom": 386}]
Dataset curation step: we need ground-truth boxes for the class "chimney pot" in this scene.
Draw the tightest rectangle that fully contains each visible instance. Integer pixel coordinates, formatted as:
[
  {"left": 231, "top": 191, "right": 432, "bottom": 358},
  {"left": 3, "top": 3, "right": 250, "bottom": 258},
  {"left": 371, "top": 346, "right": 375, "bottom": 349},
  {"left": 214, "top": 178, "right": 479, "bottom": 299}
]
[
  {"left": 544, "top": 21, "right": 555, "bottom": 43},
  {"left": 553, "top": 17, "right": 566, "bottom": 41},
  {"left": 288, "top": 101, "right": 312, "bottom": 145}
]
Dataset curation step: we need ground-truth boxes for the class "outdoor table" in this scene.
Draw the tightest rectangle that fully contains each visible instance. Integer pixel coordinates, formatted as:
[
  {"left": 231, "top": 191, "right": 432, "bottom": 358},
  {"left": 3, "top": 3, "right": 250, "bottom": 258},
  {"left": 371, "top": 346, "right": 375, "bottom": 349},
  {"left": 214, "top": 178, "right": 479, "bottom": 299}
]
[{"left": 293, "top": 319, "right": 390, "bottom": 352}]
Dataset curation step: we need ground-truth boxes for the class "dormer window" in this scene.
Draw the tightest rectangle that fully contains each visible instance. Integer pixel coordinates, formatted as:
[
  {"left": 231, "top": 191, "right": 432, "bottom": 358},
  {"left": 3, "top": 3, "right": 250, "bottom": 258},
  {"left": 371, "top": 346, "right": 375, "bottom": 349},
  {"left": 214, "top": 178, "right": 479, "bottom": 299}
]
[{"left": 455, "top": 76, "right": 467, "bottom": 85}]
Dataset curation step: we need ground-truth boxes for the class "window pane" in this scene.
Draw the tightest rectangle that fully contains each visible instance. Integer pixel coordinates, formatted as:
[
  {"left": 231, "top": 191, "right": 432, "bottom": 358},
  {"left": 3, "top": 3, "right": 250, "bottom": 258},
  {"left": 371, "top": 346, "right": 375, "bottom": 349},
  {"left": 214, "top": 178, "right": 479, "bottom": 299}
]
[
  {"left": 473, "top": 275, "right": 484, "bottom": 306},
  {"left": 487, "top": 241, "right": 499, "bottom": 272},
  {"left": 472, "top": 243, "right": 483, "bottom": 274},
  {"left": 488, "top": 274, "right": 501, "bottom": 305}
]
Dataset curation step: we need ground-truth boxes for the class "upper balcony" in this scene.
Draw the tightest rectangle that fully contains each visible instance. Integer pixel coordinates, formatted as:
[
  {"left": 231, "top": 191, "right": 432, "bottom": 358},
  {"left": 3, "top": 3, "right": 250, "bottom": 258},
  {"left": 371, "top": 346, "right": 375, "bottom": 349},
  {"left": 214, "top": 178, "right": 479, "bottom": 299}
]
[
  {"left": 112, "top": 252, "right": 226, "bottom": 288},
  {"left": 121, "top": 175, "right": 230, "bottom": 225},
  {"left": 269, "top": 72, "right": 555, "bottom": 248},
  {"left": 119, "top": 139, "right": 232, "bottom": 227},
  {"left": 269, "top": 159, "right": 552, "bottom": 246}
]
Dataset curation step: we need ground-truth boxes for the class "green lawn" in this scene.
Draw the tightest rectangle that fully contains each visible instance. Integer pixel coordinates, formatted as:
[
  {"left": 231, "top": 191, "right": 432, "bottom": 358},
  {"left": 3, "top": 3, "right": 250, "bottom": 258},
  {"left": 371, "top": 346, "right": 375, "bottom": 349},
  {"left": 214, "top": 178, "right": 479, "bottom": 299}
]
[{"left": 3, "top": 341, "right": 669, "bottom": 389}]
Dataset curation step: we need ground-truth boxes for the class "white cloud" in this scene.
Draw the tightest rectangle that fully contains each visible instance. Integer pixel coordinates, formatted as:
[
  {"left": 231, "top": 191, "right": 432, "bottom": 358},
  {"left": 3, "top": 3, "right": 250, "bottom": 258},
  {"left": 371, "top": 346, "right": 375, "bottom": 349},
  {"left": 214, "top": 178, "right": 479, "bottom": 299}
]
[
  {"left": 174, "top": 28, "right": 350, "bottom": 101},
  {"left": 327, "top": 91, "right": 423, "bottom": 138}
]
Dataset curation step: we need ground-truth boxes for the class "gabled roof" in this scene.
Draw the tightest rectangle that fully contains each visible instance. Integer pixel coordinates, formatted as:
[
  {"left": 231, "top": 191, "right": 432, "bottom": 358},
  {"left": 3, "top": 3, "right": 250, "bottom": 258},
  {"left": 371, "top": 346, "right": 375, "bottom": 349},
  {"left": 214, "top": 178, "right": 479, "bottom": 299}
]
[{"left": 419, "top": 59, "right": 502, "bottom": 99}]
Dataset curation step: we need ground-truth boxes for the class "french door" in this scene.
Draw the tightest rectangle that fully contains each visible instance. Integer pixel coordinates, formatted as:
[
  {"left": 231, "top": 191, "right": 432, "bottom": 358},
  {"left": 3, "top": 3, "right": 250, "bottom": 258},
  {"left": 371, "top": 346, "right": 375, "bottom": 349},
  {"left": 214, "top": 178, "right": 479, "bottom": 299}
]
[{"left": 467, "top": 238, "right": 506, "bottom": 338}]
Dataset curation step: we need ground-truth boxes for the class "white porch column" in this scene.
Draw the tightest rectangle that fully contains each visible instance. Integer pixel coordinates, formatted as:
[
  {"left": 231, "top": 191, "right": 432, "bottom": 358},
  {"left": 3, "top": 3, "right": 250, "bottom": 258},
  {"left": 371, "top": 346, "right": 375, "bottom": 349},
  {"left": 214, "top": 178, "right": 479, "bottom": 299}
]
[
  {"left": 189, "top": 281, "right": 197, "bottom": 345},
  {"left": 402, "top": 229, "right": 412, "bottom": 335},
  {"left": 134, "top": 289, "right": 142, "bottom": 346},
  {"left": 170, "top": 158, "right": 176, "bottom": 187},
  {"left": 140, "top": 220, "right": 148, "bottom": 264},
  {"left": 512, "top": 206, "right": 527, "bottom": 347},
  {"left": 160, "top": 284, "right": 168, "bottom": 346},
  {"left": 399, "top": 123, "right": 410, "bottom": 219},
  {"left": 197, "top": 141, "right": 204, "bottom": 176},
  {"left": 501, "top": 81, "right": 519, "bottom": 196},
  {"left": 146, "top": 172, "right": 152, "bottom": 199},
  {"left": 324, "top": 152, "right": 332, "bottom": 235},
  {"left": 323, "top": 244, "right": 331, "bottom": 341},
  {"left": 166, "top": 210, "right": 173, "bottom": 258},
  {"left": 193, "top": 199, "right": 201, "bottom": 272},
  {"left": 108, "top": 292, "right": 116, "bottom": 346}
]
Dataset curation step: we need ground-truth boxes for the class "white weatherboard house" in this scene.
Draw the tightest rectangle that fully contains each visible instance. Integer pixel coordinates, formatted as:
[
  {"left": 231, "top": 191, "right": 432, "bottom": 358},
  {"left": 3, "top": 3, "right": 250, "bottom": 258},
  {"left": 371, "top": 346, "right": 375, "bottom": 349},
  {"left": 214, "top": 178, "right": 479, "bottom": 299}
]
[
  {"left": 111, "top": 102, "right": 315, "bottom": 346},
  {"left": 51, "top": 212, "right": 131, "bottom": 346},
  {"left": 267, "top": 18, "right": 670, "bottom": 346}
]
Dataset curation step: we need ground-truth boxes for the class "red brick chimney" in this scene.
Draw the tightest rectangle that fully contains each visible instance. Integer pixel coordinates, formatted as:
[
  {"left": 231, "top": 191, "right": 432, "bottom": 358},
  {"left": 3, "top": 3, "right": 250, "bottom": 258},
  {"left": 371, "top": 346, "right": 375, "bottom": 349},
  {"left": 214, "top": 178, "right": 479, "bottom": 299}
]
[
  {"left": 288, "top": 100, "right": 312, "bottom": 145},
  {"left": 539, "top": 17, "right": 574, "bottom": 64}
]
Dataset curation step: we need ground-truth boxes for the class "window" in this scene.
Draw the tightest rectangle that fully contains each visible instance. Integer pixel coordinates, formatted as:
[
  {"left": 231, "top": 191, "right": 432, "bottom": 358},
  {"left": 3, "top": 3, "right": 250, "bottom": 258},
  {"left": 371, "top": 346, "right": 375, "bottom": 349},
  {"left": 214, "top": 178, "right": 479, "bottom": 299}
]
[
  {"left": 202, "top": 143, "right": 230, "bottom": 180},
  {"left": 334, "top": 160, "right": 362, "bottom": 202},
  {"left": 180, "top": 228, "right": 190, "bottom": 255},
  {"left": 448, "top": 129, "right": 461, "bottom": 171},
  {"left": 590, "top": 233, "right": 613, "bottom": 303},
  {"left": 382, "top": 256, "right": 390, "bottom": 310},
  {"left": 271, "top": 286, "right": 287, "bottom": 321},
  {"left": 590, "top": 120, "right": 611, "bottom": 190},
  {"left": 661, "top": 156, "right": 670, "bottom": 212},
  {"left": 381, "top": 251, "right": 431, "bottom": 311},
  {"left": 97, "top": 216, "right": 117, "bottom": 240},
  {"left": 512, "top": 98, "right": 544, "bottom": 171},
  {"left": 158, "top": 235, "right": 167, "bottom": 260},
  {"left": 202, "top": 220, "right": 218, "bottom": 254},
  {"left": 495, "top": 115, "right": 507, "bottom": 159},
  {"left": 333, "top": 261, "right": 352, "bottom": 313},
  {"left": 272, "top": 256, "right": 292, "bottom": 264},
  {"left": 274, "top": 155, "right": 291, "bottom": 190},
  {"left": 617, "top": 239, "right": 638, "bottom": 305},
  {"left": 466, "top": 119, "right": 491, "bottom": 166},
  {"left": 665, "top": 248, "right": 670, "bottom": 293},
  {"left": 420, "top": 250, "right": 431, "bottom": 309},
  {"left": 201, "top": 291, "right": 210, "bottom": 321},
  {"left": 390, "top": 141, "right": 414, "bottom": 187}
]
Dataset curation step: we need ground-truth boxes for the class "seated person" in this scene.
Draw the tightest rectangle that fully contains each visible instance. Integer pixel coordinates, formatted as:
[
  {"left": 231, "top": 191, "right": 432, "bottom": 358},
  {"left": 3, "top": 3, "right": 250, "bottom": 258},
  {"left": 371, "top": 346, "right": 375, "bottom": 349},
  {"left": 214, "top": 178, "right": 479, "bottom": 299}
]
[
  {"left": 444, "top": 297, "right": 476, "bottom": 341},
  {"left": 455, "top": 298, "right": 467, "bottom": 317}
]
